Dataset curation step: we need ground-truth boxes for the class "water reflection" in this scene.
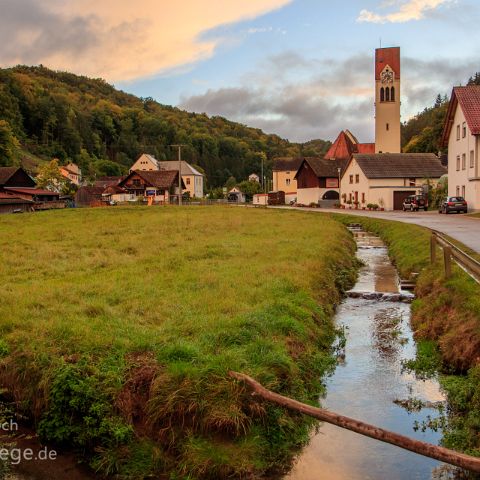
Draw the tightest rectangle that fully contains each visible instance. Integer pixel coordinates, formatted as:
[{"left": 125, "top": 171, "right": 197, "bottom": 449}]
[{"left": 285, "top": 230, "right": 446, "bottom": 480}]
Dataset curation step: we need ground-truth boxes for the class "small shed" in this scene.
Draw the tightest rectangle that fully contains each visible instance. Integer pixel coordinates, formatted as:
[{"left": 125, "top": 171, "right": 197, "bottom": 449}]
[
  {"left": 253, "top": 193, "right": 268, "bottom": 205},
  {"left": 0, "top": 192, "right": 34, "bottom": 214}
]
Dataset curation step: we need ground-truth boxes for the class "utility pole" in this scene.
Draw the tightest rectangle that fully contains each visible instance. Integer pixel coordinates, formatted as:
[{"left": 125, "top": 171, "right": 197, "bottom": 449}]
[{"left": 170, "top": 144, "right": 186, "bottom": 206}]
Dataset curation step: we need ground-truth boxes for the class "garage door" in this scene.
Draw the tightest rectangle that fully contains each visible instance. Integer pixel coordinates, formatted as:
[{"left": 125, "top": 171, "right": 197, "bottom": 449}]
[{"left": 393, "top": 191, "right": 412, "bottom": 210}]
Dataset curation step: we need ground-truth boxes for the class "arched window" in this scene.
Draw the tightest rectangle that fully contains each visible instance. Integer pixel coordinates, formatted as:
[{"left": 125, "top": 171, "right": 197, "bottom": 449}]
[
  {"left": 380, "top": 87, "right": 385, "bottom": 102},
  {"left": 390, "top": 87, "right": 395, "bottom": 102},
  {"left": 385, "top": 87, "right": 390, "bottom": 102}
]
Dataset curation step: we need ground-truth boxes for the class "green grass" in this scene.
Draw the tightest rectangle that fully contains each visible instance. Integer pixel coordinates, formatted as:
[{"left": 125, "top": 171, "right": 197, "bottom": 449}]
[{"left": 0, "top": 206, "right": 358, "bottom": 478}]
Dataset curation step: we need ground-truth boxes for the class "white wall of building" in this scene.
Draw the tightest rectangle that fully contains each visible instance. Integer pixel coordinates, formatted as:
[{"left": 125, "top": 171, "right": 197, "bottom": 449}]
[{"left": 447, "top": 105, "right": 480, "bottom": 210}]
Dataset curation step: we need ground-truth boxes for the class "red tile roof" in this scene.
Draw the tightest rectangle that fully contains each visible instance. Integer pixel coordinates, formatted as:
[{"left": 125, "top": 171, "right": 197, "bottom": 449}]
[
  {"left": 375, "top": 47, "right": 400, "bottom": 80},
  {"left": 442, "top": 86, "right": 480, "bottom": 146},
  {"left": 0, "top": 192, "right": 33, "bottom": 204},
  {"left": 324, "top": 131, "right": 356, "bottom": 160},
  {"left": 356, "top": 143, "right": 375, "bottom": 154},
  {"left": 4, "top": 187, "right": 59, "bottom": 196},
  {"left": 324, "top": 131, "right": 375, "bottom": 160}
]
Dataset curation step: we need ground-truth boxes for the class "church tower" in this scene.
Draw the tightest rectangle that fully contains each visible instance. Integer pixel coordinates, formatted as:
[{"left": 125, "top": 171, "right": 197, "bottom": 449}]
[{"left": 375, "top": 47, "right": 401, "bottom": 153}]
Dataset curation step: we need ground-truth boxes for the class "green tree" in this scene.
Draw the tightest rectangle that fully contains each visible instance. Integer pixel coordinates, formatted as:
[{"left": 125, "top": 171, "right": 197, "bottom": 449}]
[
  {"left": 0, "top": 120, "right": 20, "bottom": 166},
  {"left": 36, "top": 159, "right": 69, "bottom": 192},
  {"left": 236, "top": 180, "right": 263, "bottom": 201}
]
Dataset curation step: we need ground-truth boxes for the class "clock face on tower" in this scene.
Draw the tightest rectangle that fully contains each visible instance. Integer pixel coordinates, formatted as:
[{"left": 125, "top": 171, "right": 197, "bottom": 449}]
[{"left": 381, "top": 69, "right": 394, "bottom": 84}]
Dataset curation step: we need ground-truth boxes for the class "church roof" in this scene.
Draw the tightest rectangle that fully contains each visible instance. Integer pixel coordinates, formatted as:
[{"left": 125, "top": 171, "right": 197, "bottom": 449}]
[
  {"left": 442, "top": 85, "right": 480, "bottom": 146},
  {"left": 324, "top": 131, "right": 375, "bottom": 160},
  {"left": 375, "top": 47, "right": 400, "bottom": 80}
]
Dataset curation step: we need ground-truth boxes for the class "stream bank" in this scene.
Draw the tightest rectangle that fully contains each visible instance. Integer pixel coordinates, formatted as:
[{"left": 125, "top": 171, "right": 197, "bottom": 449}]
[{"left": 286, "top": 226, "right": 450, "bottom": 480}]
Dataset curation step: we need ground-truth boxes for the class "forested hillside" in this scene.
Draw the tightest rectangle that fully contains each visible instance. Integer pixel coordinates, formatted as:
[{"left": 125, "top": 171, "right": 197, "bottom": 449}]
[
  {"left": 0, "top": 66, "right": 330, "bottom": 187},
  {"left": 402, "top": 73, "right": 480, "bottom": 154}
]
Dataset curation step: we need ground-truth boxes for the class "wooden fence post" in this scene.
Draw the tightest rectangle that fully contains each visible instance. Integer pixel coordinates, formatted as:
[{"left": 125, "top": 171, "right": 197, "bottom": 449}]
[
  {"left": 444, "top": 246, "right": 452, "bottom": 278},
  {"left": 430, "top": 234, "right": 436, "bottom": 264}
]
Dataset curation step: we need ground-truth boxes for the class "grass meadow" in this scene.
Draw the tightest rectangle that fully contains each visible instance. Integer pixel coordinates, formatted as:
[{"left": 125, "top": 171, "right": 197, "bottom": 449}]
[{"left": 0, "top": 206, "right": 357, "bottom": 478}]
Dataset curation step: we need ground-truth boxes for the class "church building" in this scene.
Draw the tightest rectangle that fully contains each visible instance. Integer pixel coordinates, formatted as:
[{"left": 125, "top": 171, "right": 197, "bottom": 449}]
[{"left": 375, "top": 47, "right": 401, "bottom": 153}]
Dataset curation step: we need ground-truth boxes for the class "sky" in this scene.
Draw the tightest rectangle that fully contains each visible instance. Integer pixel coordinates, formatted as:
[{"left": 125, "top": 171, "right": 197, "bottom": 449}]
[{"left": 1, "top": 0, "right": 479, "bottom": 143}]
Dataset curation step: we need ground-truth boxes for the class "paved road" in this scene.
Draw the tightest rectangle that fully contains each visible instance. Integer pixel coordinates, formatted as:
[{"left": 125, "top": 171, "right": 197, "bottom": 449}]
[{"left": 275, "top": 207, "right": 480, "bottom": 253}]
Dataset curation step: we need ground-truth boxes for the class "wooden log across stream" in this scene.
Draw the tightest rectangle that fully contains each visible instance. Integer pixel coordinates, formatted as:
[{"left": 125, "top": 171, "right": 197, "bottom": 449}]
[{"left": 229, "top": 371, "right": 480, "bottom": 474}]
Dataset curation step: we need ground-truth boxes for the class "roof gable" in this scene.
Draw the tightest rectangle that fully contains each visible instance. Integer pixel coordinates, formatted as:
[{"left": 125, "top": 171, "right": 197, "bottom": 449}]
[
  {"left": 120, "top": 170, "right": 183, "bottom": 190},
  {"left": 442, "top": 86, "right": 480, "bottom": 145},
  {"left": 158, "top": 161, "right": 203, "bottom": 176},
  {"left": 0, "top": 167, "right": 36, "bottom": 188},
  {"left": 294, "top": 157, "right": 347, "bottom": 180}
]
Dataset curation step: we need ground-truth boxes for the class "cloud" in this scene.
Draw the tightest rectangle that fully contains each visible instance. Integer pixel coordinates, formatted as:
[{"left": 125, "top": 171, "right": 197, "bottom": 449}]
[
  {"left": 180, "top": 51, "right": 476, "bottom": 143},
  {"left": 0, "top": 0, "right": 292, "bottom": 81},
  {"left": 180, "top": 52, "right": 376, "bottom": 143},
  {"left": 357, "top": 0, "right": 452, "bottom": 23}
]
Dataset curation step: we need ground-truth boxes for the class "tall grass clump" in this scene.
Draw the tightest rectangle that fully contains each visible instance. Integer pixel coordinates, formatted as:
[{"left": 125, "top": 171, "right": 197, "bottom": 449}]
[{"left": 0, "top": 206, "right": 358, "bottom": 478}]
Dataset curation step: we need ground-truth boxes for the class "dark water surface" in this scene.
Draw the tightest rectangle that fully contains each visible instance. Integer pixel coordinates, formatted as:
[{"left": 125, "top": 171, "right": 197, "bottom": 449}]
[{"left": 286, "top": 228, "right": 446, "bottom": 480}]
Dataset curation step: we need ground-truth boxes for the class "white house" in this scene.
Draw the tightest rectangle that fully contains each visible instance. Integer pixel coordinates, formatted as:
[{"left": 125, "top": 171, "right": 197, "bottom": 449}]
[
  {"left": 60, "top": 163, "right": 82, "bottom": 185},
  {"left": 249, "top": 173, "right": 260, "bottom": 183},
  {"left": 442, "top": 86, "right": 480, "bottom": 210},
  {"left": 130, "top": 154, "right": 204, "bottom": 198},
  {"left": 340, "top": 153, "right": 446, "bottom": 210}
]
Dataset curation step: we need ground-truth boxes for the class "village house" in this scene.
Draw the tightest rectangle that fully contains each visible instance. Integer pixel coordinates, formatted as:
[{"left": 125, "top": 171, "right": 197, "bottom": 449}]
[
  {"left": 60, "top": 162, "right": 82, "bottom": 186},
  {"left": 442, "top": 85, "right": 480, "bottom": 210},
  {"left": 118, "top": 170, "right": 185, "bottom": 204},
  {"left": 294, "top": 157, "right": 345, "bottom": 206},
  {"left": 130, "top": 154, "right": 204, "bottom": 198},
  {"left": 0, "top": 167, "right": 63, "bottom": 211},
  {"left": 272, "top": 157, "right": 303, "bottom": 204},
  {"left": 248, "top": 173, "right": 260, "bottom": 183},
  {"left": 340, "top": 153, "right": 446, "bottom": 210}
]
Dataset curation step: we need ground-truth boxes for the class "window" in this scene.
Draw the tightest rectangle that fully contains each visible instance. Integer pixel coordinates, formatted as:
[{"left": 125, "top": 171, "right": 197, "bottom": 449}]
[
  {"left": 470, "top": 150, "right": 475, "bottom": 168},
  {"left": 456, "top": 156, "right": 460, "bottom": 171},
  {"left": 456, "top": 186, "right": 460, "bottom": 196},
  {"left": 286, "top": 179, "right": 291, "bottom": 186},
  {"left": 409, "top": 178, "right": 416, "bottom": 187},
  {"left": 462, "top": 153, "right": 466, "bottom": 170},
  {"left": 132, "top": 179, "right": 141, "bottom": 187},
  {"left": 462, "top": 122, "right": 467, "bottom": 138},
  {"left": 457, "top": 125, "right": 461, "bottom": 140},
  {"left": 349, "top": 193, "right": 352, "bottom": 202},
  {"left": 462, "top": 185, "right": 466, "bottom": 198},
  {"left": 386, "top": 123, "right": 389, "bottom": 131},
  {"left": 380, "top": 87, "right": 385, "bottom": 102},
  {"left": 361, "top": 193, "right": 365, "bottom": 203},
  {"left": 186, "top": 178, "right": 191, "bottom": 185},
  {"left": 391, "top": 87, "right": 395, "bottom": 102},
  {"left": 349, "top": 175, "right": 353, "bottom": 184},
  {"left": 385, "top": 87, "right": 390, "bottom": 102},
  {"left": 355, "top": 174, "right": 359, "bottom": 183}
]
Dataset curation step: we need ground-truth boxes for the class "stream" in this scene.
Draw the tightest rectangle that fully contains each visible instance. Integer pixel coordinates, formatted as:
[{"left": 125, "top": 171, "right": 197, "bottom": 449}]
[{"left": 286, "top": 227, "right": 448, "bottom": 480}]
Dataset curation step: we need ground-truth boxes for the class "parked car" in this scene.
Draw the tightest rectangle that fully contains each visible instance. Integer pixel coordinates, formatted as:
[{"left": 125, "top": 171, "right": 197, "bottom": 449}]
[
  {"left": 438, "top": 196, "right": 468, "bottom": 214},
  {"left": 402, "top": 194, "right": 428, "bottom": 211}
]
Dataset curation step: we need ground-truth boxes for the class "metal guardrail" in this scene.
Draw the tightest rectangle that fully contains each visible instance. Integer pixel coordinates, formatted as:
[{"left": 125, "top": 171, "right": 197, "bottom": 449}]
[{"left": 430, "top": 231, "right": 480, "bottom": 284}]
